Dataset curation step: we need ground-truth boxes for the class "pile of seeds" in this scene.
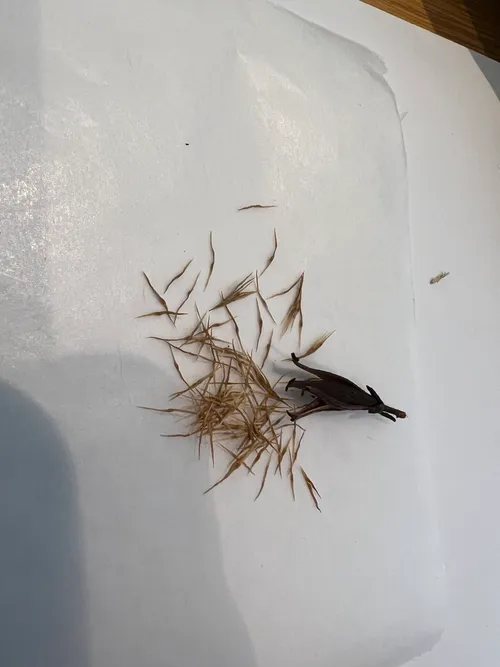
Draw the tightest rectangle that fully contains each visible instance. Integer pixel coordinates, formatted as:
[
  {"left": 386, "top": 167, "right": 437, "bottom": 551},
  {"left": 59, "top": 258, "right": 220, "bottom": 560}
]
[{"left": 139, "top": 230, "right": 333, "bottom": 510}]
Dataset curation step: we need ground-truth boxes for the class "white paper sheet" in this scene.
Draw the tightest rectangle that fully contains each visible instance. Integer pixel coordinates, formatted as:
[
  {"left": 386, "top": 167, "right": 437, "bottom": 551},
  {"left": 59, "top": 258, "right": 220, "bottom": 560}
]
[{"left": 0, "top": 1, "right": 445, "bottom": 666}]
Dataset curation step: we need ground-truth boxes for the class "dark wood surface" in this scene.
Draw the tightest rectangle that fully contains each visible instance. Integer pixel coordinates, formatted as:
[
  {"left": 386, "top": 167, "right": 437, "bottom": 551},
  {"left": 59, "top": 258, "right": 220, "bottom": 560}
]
[{"left": 362, "top": 0, "right": 500, "bottom": 62}]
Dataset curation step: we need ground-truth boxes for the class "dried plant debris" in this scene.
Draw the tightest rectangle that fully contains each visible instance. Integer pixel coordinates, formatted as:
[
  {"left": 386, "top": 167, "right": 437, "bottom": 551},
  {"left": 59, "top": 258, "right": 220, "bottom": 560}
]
[
  {"left": 210, "top": 273, "right": 255, "bottom": 311},
  {"left": 139, "top": 271, "right": 186, "bottom": 318},
  {"left": 204, "top": 231, "right": 216, "bottom": 291},
  {"left": 259, "top": 229, "right": 278, "bottom": 277},
  {"left": 429, "top": 271, "right": 450, "bottom": 285},
  {"left": 225, "top": 305, "right": 243, "bottom": 350},
  {"left": 268, "top": 274, "right": 302, "bottom": 300},
  {"left": 299, "top": 332, "right": 335, "bottom": 359},
  {"left": 255, "top": 271, "right": 276, "bottom": 324},
  {"left": 142, "top": 271, "right": 169, "bottom": 310},
  {"left": 136, "top": 309, "right": 186, "bottom": 319},
  {"left": 138, "top": 234, "right": 324, "bottom": 507},
  {"left": 300, "top": 467, "right": 321, "bottom": 512},
  {"left": 280, "top": 272, "right": 304, "bottom": 343},
  {"left": 161, "top": 324, "right": 296, "bottom": 498},
  {"left": 139, "top": 231, "right": 398, "bottom": 510},
  {"left": 164, "top": 259, "right": 193, "bottom": 294},
  {"left": 261, "top": 330, "right": 273, "bottom": 368},
  {"left": 254, "top": 454, "right": 272, "bottom": 500},
  {"left": 285, "top": 353, "right": 406, "bottom": 423},
  {"left": 255, "top": 300, "right": 263, "bottom": 351},
  {"left": 175, "top": 271, "right": 200, "bottom": 324},
  {"left": 238, "top": 204, "right": 277, "bottom": 211}
]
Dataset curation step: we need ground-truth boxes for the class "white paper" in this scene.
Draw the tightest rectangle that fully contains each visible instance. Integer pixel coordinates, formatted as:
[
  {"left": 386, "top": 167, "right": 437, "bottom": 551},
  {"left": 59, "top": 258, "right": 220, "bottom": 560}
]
[{"left": 0, "top": 1, "right": 445, "bottom": 666}]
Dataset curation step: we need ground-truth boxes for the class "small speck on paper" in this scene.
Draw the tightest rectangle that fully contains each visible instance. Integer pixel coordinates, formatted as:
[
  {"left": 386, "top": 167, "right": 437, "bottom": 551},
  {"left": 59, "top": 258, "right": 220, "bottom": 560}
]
[{"left": 429, "top": 271, "right": 450, "bottom": 285}]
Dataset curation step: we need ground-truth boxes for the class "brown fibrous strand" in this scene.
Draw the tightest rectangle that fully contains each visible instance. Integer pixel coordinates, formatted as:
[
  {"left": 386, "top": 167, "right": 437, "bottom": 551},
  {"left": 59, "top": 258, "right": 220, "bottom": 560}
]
[
  {"left": 259, "top": 228, "right": 278, "bottom": 277},
  {"left": 280, "top": 272, "right": 304, "bottom": 345},
  {"left": 299, "top": 331, "right": 335, "bottom": 359},
  {"left": 164, "top": 259, "right": 193, "bottom": 294},
  {"left": 204, "top": 232, "right": 216, "bottom": 291},
  {"left": 210, "top": 273, "right": 255, "bottom": 311},
  {"left": 237, "top": 204, "right": 277, "bottom": 211}
]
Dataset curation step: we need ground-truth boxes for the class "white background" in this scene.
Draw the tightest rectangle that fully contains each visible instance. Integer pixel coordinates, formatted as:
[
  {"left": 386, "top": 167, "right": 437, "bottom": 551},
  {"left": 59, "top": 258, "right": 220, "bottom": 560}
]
[
  {"left": 1, "top": 0, "right": 499, "bottom": 664},
  {"left": 274, "top": 1, "right": 500, "bottom": 665},
  {"left": 0, "top": 2, "right": 441, "bottom": 664}
]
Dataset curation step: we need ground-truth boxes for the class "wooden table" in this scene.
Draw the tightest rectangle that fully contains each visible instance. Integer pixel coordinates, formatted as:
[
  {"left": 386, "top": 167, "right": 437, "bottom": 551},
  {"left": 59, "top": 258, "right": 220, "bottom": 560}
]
[{"left": 362, "top": 0, "right": 500, "bottom": 62}]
